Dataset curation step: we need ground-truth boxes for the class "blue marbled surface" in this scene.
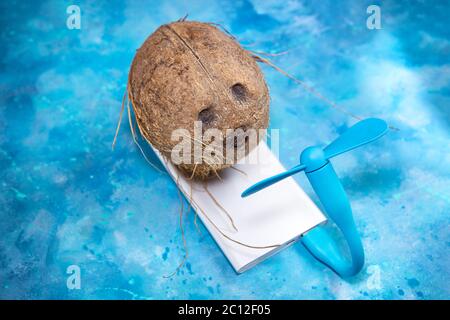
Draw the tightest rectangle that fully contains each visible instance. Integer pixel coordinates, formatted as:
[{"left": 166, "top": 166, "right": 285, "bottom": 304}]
[{"left": 0, "top": 0, "right": 449, "bottom": 299}]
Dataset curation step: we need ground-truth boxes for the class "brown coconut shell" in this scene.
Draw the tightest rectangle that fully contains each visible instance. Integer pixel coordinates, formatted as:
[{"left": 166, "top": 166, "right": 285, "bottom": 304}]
[{"left": 128, "top": 21, "right": 269, "bottom": 179}]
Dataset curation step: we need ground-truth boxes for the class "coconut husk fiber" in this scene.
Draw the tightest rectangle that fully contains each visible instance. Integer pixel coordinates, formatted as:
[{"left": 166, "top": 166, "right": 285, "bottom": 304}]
[{"left": 128, "top": 21, "right": 269, "bottom": 179}]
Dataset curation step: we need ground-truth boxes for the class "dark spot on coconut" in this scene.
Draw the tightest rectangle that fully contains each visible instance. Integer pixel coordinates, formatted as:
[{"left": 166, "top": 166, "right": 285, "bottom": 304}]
[
  {"left": 231, "top": 83, "right": 247, "bottom": 101},
  {"left": 198, "top": 107, "right": 215, "bottom": 126}
]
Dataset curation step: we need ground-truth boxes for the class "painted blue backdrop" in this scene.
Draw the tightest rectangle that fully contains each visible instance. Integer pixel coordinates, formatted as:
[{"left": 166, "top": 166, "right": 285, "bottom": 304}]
[{"left": 0, "top": 0, "right": 449, "bottom": 299}]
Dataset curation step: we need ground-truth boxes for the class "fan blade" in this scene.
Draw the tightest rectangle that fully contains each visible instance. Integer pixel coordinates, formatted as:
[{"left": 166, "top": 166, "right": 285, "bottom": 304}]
[
  {"left": 241, "top": 164, "right": 306, "bottom": 197},
  {"left": 324, "top": 118, "right": 388, "bottom": 159}
]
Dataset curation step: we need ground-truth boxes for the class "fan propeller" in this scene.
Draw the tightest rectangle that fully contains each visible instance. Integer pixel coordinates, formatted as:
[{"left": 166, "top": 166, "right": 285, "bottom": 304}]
[
  {"left": 241, "top": 118, "right": 388, "bottom": 277},
  {"left": 241, "top": 118, "right": 388, "bottom": 197}
]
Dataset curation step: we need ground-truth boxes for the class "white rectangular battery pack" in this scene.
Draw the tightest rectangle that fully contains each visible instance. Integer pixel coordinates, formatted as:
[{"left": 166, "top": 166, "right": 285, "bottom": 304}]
[{"left": 154, "top": 142, "right": 326, "bottom": 273}]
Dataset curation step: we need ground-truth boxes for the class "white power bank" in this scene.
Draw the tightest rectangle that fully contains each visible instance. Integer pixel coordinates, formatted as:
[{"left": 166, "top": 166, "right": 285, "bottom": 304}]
[{"left": 154, "top": 142, "right": 326, "bottom": 273}]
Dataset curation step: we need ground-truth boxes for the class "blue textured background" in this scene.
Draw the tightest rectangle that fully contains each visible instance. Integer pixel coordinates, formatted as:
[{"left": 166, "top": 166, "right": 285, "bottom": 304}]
[{"left": 0, "top": 0, "right": 449, "bottom": 299}]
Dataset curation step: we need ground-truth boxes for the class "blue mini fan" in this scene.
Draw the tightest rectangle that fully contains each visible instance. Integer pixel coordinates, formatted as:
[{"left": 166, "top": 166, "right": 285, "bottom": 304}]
[{"left": 242, "top": 118, "right": 388, "bottom": 278}]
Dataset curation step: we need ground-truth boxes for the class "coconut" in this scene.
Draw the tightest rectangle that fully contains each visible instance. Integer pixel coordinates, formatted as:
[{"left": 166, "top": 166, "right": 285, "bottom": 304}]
[{"left": 128, "top": 21, "right": 269, "bottom": 179}]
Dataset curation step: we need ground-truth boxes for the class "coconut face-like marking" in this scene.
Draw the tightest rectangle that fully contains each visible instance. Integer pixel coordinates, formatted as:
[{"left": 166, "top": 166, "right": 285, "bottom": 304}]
[{"left": 129, "top": 21, "right": 269, "bottom": 179}]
